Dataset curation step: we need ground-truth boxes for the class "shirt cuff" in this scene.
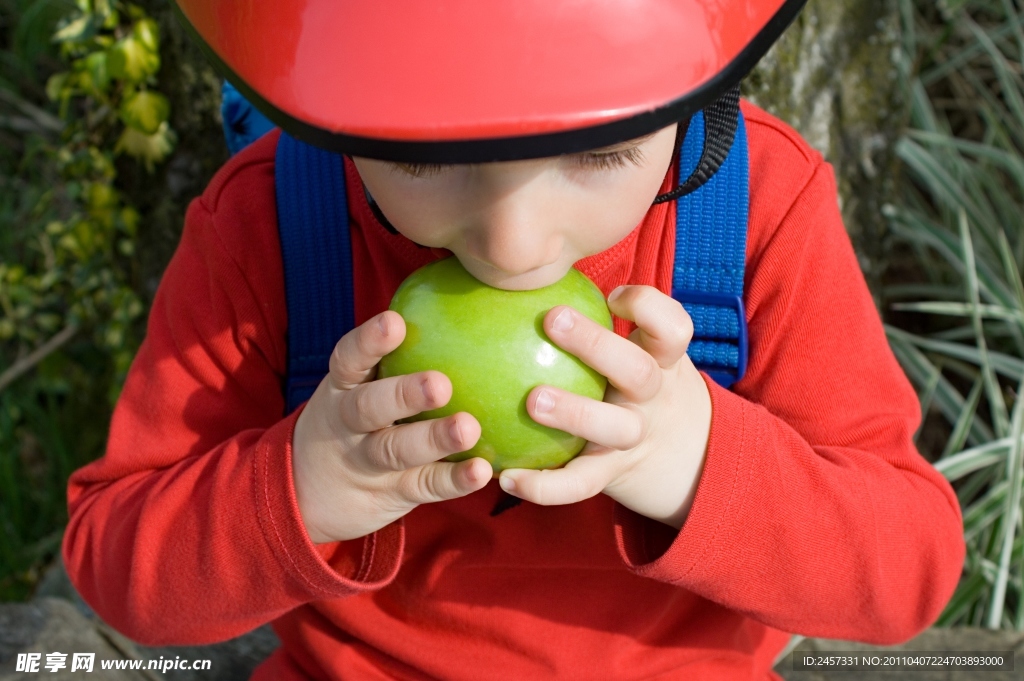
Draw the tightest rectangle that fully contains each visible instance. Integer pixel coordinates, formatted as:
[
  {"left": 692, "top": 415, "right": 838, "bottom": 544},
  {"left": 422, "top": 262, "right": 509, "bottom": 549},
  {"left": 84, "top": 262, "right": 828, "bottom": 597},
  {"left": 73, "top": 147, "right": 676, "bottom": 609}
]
[
  {"left": 614, "top": 375, "right": 759, "bottom": 583},
  {"left": 253, "top": 405, "right": 404, "bottom": 598}
]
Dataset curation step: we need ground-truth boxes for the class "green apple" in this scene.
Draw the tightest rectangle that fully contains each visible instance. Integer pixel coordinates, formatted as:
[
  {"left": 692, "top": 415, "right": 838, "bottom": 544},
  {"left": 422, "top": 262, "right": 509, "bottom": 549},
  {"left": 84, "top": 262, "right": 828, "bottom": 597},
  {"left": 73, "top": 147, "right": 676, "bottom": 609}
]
[{"left": 377, "top": 257, "right": 613, "bottom": 473}]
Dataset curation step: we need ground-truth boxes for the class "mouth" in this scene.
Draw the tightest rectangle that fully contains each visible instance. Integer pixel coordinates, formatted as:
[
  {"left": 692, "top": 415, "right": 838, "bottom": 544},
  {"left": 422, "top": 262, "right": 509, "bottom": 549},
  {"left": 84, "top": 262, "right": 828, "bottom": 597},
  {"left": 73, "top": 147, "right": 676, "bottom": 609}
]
[{"left": 457, "top": 257, "right": 568, "bottom": 291}]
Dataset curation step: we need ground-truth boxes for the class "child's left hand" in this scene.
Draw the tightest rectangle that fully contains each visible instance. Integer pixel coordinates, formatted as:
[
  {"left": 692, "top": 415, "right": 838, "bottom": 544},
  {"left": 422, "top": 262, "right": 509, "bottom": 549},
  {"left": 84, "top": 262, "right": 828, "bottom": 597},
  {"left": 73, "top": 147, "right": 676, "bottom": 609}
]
[{"left": 498, "top": 285, "right": 713, "bottom": 530}]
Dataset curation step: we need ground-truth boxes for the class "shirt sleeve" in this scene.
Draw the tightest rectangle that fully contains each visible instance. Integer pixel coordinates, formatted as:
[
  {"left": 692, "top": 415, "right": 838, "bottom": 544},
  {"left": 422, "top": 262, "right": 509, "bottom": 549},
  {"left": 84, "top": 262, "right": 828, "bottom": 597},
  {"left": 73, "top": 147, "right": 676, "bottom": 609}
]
[
  {"left": 613, "top": 159, "right": 966, "bottom": 645},
  {"left": 62, "top": 146, "right": 404, "bottom": 647}
]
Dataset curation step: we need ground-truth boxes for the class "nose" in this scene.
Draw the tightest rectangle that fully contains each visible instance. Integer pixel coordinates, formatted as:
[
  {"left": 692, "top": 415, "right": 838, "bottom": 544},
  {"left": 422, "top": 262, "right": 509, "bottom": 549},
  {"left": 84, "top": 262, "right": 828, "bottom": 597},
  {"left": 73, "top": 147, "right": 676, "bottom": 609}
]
[
  {"left": 465, "top": 216, "right": 560, "bottom": 276},
  {"left": 464, "top": 166, "right": 562, "bottom": 276}
]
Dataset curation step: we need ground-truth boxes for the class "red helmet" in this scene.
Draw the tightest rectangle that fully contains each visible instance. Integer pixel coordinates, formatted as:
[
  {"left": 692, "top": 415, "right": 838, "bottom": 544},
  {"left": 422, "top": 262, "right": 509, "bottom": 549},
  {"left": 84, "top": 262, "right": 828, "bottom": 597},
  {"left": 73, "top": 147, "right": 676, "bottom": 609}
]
[{"left": 173, "top": 1, "right": 807, "bottom": 162}]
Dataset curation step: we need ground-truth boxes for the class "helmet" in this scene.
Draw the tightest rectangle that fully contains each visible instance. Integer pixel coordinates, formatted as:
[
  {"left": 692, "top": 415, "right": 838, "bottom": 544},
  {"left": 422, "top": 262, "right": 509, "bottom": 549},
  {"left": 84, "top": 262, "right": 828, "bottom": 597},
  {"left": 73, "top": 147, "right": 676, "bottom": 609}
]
[{"left": 173, "top": 1, "right": 807, "bottom": 163}]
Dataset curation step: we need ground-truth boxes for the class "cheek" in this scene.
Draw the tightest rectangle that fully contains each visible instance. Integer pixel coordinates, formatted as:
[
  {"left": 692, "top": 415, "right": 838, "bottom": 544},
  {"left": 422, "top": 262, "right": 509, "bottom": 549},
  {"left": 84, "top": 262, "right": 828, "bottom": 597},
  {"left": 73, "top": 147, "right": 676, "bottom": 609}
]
[
  {"left": 354, "top": 162, "right": 464, "bottom": 244},
  {"left": 567, "top": 166, "right": 672, "bottom": 253}
]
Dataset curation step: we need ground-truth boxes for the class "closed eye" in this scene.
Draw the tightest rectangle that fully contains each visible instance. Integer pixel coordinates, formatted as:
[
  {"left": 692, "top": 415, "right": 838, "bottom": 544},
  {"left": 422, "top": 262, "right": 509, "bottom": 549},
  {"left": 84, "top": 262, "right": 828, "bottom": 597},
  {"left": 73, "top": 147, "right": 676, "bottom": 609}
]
[
  {"left": 388, "top": 161, "right": 452, "bottom": 177},
  {"left": 571, "top": 146, "right": 646, "bottom": 170},
  {"left": 388, "top": 140, "right": 649, "bottom": 177}
]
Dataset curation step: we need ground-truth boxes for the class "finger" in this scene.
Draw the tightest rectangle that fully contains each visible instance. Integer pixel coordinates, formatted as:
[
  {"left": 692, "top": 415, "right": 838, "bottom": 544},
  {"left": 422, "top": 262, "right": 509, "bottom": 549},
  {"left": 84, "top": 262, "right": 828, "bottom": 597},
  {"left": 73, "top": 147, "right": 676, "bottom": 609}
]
[
  {"left": 392, "top": 456, "right": 493, "bottom": 505},
  {"left": 526, "top": 385, "right": 645, "bottom": 451},
  {"left": 360, "top": 411, "right": 482, "bottom": 471},
  {"left": 340, "top": 370, "right": 452, "bottom": 433},
  {"left": 328, "top": 311, "right": 406, "bottom": 391},
  {"left": 606, "top": 285, "right": 693, "bottom": 368},
  {"left": 544, "top": 305, "right": 661, "bottom": 402},
  {"left": 498, "top": 448, "right": 617, "bottom": 506}
]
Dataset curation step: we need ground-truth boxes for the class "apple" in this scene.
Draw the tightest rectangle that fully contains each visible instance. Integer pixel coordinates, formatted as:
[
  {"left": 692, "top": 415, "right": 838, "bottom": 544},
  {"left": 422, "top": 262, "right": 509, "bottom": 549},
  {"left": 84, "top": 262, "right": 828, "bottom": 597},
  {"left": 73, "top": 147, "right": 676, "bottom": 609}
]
[{"left": 377, "top": 257, "right": 613, "bottom": 473}]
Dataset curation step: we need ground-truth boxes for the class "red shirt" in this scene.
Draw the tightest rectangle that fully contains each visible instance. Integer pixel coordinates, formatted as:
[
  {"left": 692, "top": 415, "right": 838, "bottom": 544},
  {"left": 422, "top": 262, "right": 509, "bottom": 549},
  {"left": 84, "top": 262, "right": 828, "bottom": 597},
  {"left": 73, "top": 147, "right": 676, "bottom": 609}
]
[{"left": 63, "top": 101, "right": 965, "bottom": 681}]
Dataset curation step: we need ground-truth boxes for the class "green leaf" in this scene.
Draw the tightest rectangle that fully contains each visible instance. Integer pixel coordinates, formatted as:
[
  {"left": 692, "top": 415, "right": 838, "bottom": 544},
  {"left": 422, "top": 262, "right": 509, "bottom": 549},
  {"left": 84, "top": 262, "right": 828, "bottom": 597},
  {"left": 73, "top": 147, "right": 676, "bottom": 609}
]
[
  {"left": 45, "top": 72, "right": 69, "bottom": 103},
  {"left": 106, "top": 36, "right": 159, "bottom": 84},
  {"left": 960, "top": 209, "right": 1011, "bottom": 437},
  {"left": 113, "top": 121, "right": 177, "bottom": 172},
  {"left": 79, "top": 50, "right": 110, "bottom": 95},
  {"left": 941, "top": 376, "right": 984, "bottom": 460},
  {"left": 996, "top": 230, "right": 1024, "bottom": 337},
  {"left": 939, "top": 571, "right": 989, "bottom": 626},
  {"left": 132, "top": 19, "right": 159, "bottom": 53},
  {"left": 892, "top": 301, "right": 1024, "bottom": 324},
  {"left": 52, "top": 13, "right": 98, "bottom": 44},
  {"left": 888, "top": 324, "right": 1024, "bottom": 381},
  {"left": 962, "top": 480, "right": 1009, "bottom": 543},
  {"left": 935, "top": 436, "right": 1015, "bottom": 481},
  {"left": 986, "top": 371, "right": 1024, "bottom": 628},
  {"left": 119, "top": 90, "right": 169, "bottom": 135},
  {"left": 887, "top": 327, "right": 994, "bottom": 446}
]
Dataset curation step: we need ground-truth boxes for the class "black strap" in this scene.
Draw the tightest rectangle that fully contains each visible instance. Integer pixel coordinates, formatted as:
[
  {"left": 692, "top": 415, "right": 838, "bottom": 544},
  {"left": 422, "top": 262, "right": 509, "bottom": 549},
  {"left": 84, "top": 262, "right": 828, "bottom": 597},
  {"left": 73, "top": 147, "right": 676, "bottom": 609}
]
[
  {"left": 490, "top": 491, "right": 523, "bottom": 516},
  {"left": 653, "top": 85, "right": 741, "bottom": 204}
]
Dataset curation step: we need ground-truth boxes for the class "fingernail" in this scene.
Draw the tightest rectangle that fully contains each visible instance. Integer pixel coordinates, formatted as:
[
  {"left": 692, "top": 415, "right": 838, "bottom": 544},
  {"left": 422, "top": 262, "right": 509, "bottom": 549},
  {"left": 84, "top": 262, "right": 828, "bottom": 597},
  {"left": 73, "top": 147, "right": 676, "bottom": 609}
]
[
  {"left": 449, "top": 419, "right": 463, "bottom": 448},
  {"left": 499, "top": 476, "right": 516, "bottom": 494},
  {"left": 421, "top": 377, "right": 434, "bottom": 403},
  {"left": 464, "top": 460, "right": 480, "bottom": 484},
  {"left": 608, "top": 286, "right": 625, "bottom": 302},
  {"left": 378, "top": 314, "right": 389, "bottom": 336},
  {"left": 552, "top": 308, "right": 573, "bottom": 332},
  {"left": 535, "top": 388, "right": 555, "bottom": 414}
]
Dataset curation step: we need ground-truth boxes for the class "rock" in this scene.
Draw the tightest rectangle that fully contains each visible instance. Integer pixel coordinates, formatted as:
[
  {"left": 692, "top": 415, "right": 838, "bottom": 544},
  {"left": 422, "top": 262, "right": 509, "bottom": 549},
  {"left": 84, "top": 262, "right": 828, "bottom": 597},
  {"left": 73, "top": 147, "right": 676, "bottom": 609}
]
[
  {"left": 773, "top": 628, "right": 1024, "bottom": 680},
  {"left": 0, "top": 598, "right": 157, "bottom": 681},
  {"left": 13, "top": 559, "right": 280, "bottom": 681},
  {"left": 140, "top": 627, "right": 281, "bottom": 681}
]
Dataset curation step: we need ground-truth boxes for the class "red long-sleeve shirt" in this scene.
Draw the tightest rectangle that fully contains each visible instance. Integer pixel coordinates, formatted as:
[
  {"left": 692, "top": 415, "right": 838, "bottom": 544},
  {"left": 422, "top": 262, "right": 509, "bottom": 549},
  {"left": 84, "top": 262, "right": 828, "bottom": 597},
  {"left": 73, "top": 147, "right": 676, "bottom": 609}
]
[{"left": 63, "top": 101, "right": 965, "bottom": 681}]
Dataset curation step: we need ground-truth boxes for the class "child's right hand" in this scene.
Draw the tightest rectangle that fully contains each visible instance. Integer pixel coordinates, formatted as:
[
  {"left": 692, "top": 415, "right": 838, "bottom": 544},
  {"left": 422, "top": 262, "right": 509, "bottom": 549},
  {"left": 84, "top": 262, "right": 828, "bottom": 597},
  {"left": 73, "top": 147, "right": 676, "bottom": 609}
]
[{"left": 292, "top": 310, "right": 491, "bottom": 544}]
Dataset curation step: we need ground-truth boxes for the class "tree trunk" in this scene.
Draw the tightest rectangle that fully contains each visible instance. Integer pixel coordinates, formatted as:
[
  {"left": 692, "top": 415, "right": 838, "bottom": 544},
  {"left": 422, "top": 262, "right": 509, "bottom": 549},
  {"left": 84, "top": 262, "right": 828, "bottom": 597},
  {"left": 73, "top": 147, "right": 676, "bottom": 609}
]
[{"left": 745, "top": 0, "right": 905, "bottom": 295}]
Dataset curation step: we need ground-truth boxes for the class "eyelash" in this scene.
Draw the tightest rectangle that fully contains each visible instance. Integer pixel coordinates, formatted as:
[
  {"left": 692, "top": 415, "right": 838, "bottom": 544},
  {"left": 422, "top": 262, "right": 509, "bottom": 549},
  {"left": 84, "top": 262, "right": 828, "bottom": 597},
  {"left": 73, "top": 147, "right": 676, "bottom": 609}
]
[{"left": 391, "top": 147, "right": 646, "bottom": 178}]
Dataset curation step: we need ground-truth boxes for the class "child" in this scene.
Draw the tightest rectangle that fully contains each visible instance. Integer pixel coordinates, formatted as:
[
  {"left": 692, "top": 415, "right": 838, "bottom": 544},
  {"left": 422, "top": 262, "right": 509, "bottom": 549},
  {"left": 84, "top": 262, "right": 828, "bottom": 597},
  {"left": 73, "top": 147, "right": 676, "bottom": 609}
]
[{"left": 62, "top": 1, "right": 966, "bottom": 679}]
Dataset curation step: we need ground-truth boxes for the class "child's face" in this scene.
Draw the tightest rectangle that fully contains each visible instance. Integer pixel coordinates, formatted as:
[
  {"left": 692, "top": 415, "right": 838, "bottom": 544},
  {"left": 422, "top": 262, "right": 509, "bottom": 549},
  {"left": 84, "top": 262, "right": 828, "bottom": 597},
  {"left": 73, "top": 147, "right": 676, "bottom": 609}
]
[{"left": 351, "top": 123, "right": 678, "bottom": 291}]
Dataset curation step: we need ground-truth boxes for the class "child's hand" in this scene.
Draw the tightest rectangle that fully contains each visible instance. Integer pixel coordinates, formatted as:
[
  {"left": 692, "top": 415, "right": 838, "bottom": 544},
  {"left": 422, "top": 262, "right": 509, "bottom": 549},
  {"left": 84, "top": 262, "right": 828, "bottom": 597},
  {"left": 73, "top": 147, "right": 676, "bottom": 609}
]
[
  {"left": 499, "top": 285, "right": 712, "bottom": 530},
  {"left": 292, "top": 311, "right": 491, "bottom": 544}
]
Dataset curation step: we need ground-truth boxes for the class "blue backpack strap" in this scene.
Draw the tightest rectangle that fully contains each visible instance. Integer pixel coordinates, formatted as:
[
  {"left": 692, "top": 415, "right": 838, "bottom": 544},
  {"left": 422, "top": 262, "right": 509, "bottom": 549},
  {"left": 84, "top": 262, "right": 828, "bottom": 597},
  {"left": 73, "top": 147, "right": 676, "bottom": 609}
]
[
  {"left": 673, "top": 109, "right": 750, "bottom": 389},
  {"left": 221, "top": 80, "right": 276, "bottom": 156},
  {"left": 275, "top": 133, "right": 356, "bottom": 413}
]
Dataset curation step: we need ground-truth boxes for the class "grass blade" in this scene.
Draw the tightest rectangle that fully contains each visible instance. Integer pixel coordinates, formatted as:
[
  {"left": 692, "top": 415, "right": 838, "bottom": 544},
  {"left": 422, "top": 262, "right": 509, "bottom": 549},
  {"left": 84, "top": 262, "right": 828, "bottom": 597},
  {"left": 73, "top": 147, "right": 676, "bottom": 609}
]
[
  {"left": 960, "top": 209, "right": 1011, "bottom": 436},
  {"left": 942, "top": 376, "right": 985, "bottom": 459},
  {"left": 986, "top": 372, "right": 1024, "bottom": 628}
]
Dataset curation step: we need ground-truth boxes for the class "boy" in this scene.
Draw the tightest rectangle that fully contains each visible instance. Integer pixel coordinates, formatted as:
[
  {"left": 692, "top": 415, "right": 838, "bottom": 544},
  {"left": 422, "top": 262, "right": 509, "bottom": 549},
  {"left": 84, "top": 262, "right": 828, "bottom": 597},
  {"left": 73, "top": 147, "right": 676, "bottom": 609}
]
[{"left": 62, "top": 1, "right": 966, "bottom": 679}]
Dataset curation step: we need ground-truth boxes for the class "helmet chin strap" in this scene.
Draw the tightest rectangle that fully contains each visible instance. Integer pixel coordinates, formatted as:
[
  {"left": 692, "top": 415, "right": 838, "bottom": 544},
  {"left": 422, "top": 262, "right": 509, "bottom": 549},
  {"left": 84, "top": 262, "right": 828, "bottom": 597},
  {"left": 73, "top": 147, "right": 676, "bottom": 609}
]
[
  {"left": 363, "top": 185, "right": 403, "bottom": 236},
  {"left": 653, "top": 84, "right": 741, "bottom": 205},
  {"left": 362, "top": 83, "right": 741, "bottom": 238}
]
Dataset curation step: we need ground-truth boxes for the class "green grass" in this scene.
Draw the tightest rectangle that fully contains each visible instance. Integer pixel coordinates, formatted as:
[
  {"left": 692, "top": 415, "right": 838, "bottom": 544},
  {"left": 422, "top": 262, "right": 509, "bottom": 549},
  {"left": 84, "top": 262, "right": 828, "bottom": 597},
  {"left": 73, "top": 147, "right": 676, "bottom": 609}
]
[{"left": 883, "top": 0, "right": 1024, "bottom": 630}]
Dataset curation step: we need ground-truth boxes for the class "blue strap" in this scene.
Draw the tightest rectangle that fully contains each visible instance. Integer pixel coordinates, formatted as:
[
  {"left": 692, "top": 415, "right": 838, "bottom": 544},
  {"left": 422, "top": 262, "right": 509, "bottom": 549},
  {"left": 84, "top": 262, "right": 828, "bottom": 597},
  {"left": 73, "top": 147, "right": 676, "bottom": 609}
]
[
  {"left": 673, "top": 111, "right": 750, "bottom": 388},
  {"left": 275, "top": 133, "right": 355, "bottom": 413},
  {"left": 221, "top": 80, "right": 276, "bottom": 156}
]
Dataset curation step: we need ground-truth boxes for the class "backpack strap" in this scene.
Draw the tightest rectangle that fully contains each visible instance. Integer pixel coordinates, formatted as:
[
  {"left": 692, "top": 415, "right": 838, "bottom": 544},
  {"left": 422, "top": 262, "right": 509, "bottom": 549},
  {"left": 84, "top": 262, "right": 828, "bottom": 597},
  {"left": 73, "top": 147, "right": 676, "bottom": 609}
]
[
  {"left": 275, "top": 133, "right": 355, "bottom": 413},
  {"left": 221, "top": 80, "right": 276, "bottom": 156},
  {"left": 673, "top": 105, "right": 750, "bottom": 389}
]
